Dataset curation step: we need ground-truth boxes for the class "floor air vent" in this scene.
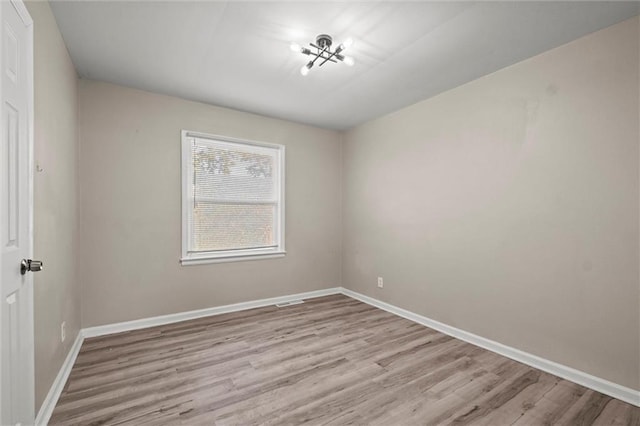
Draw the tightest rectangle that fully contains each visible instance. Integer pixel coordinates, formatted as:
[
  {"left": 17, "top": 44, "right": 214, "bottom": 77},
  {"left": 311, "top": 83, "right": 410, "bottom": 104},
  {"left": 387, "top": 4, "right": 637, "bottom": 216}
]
[{"left": 275, "top": 300, "right": 305, "bottom": 308}]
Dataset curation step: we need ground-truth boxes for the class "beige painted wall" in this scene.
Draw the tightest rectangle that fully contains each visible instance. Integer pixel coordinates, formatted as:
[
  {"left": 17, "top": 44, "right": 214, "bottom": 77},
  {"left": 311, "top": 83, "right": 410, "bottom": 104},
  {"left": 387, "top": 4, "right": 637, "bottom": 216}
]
[
  {"left": 342, "top": 17, "right": 640, "bottom": 390},
  {"left": 78, "top": 81, "right": 342, "bottom": 327},
  {"left": 25, "top": 1, "right": 80, "bottom": 410}
]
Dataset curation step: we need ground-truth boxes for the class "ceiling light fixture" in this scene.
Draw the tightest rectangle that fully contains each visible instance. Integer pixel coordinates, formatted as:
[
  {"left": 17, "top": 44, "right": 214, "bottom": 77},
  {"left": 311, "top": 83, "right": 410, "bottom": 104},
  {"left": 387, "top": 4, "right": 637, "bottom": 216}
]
[{"left": 290, "top": 34, "right": 355, "bottom": 76}]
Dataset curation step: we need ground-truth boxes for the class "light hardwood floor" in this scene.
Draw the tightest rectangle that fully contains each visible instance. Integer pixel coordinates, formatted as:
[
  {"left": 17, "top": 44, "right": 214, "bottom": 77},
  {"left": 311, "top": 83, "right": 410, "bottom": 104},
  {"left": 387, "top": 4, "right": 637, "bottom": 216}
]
[{"left": 50, "top": 294, "right": 639, "bottom": 425}]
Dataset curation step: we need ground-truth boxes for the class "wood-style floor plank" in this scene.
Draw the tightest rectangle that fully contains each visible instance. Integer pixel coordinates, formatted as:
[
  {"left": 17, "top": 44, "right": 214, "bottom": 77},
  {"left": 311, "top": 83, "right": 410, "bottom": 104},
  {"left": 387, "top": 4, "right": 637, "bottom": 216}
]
[{"left": 49, "top": 294, "right": 639, "bottom": 425}]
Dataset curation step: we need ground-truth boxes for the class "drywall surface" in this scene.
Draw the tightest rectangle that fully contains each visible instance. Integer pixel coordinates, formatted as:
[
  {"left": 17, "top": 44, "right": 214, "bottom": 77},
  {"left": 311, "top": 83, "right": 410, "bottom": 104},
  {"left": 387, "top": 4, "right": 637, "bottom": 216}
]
[
  {"left": 25, "top": 0, "right": 80, "bottom": 410},
  {"left": 342, "top": 17, "right": 640, "bottom": 389},
  {"left": 78, "top": 81, "right": 342, "bottom": 327}
]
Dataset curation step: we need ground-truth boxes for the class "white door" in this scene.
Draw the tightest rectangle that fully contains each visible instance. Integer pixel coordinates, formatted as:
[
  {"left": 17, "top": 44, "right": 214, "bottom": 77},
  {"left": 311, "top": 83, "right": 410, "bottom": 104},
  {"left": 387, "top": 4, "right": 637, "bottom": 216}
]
[{"left": 0, "top": 0, "right": 34, "bottom": 425}]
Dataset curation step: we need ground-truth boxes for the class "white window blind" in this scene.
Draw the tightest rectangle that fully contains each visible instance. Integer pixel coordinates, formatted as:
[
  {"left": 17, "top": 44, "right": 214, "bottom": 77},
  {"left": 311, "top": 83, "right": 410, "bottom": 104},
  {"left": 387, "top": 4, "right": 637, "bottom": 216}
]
[{"left": 181, "top": 131, "right": 285, "bottom": 264}]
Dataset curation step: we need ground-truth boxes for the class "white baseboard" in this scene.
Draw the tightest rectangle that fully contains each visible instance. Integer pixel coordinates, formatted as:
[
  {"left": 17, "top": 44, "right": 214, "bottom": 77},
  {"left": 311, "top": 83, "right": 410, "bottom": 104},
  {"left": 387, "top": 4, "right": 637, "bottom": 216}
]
[
  {"left": 35, "top": 287, "right": 341, "bottom": 425},
  {"left": 35, "top": 285, "right": 639, "bottom": 426},
  {"left": 341, "top": 288, "right": 640, "bottom": 407},
  {"left": 82, "top": 287, "right": 342, "bottom": 338},
  {"left": 35, "top": 331, "right": 84, "bottom": 425}
]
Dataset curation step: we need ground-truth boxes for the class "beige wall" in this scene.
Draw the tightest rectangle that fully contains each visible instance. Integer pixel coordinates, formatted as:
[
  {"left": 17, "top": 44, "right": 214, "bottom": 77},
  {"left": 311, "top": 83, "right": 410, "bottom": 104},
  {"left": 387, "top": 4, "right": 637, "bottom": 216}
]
[
  {"left": 78, "top": 81, "right": 342, "bottom": 327},
  {"left": 25, "top": 1, "right": 80, "bottom": 411},
  {"left": 28, "top": 4, "right": 638, "bottom": 406},
  {"left": 342, "top": 17, "right": 640, "bottom": 390}
]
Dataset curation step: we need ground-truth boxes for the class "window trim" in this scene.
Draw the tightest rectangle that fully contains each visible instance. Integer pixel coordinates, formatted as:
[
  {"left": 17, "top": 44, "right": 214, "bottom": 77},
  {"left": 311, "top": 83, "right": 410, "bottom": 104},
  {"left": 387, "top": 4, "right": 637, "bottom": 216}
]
[{"left": 180, "top": 130, "right": 286, "bottom": 265}]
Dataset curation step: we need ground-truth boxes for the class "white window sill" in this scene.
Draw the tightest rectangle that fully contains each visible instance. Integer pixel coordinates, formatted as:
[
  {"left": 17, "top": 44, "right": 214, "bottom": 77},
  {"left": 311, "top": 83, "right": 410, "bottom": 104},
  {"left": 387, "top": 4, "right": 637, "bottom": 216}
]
[{"left": 180, "top": 251, "right": 286, "bottom": 266}]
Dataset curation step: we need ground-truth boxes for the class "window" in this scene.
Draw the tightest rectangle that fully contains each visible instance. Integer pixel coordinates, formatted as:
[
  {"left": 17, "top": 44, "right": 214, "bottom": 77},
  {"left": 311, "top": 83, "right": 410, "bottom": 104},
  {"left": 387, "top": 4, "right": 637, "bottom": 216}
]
[{"left": 181, "top": 131, "right": 285, "bottom": 264}]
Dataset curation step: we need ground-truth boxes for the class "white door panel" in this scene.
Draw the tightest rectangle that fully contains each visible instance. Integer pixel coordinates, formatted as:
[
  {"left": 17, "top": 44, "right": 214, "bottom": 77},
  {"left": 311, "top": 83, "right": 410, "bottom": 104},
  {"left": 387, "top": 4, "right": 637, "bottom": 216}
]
[{"left": 0, "top": 0, "right": 34, "bottom": 424}]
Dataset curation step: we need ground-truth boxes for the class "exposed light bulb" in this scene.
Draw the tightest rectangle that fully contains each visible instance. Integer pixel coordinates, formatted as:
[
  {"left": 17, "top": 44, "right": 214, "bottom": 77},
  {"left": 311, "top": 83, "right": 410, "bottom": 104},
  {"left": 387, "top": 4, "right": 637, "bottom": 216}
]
[
  {"left": 300, "top": 62, "right": 312, "bottom": 76},
  {"left": 290, "top": 43, "right": 302, "bottom": 52},
  {"left": 343, "top": 56, "right": 355, "bottom": 67},
  {"left": 342, "top": 37, "right": 354, "bottom": 49}
]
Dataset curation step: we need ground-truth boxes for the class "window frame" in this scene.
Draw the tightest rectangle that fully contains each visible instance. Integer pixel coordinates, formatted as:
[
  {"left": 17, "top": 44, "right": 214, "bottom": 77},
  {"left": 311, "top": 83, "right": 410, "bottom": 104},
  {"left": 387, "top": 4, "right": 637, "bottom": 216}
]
[{"left": 180, "top": 130, "right": 286, "bottom": 265}]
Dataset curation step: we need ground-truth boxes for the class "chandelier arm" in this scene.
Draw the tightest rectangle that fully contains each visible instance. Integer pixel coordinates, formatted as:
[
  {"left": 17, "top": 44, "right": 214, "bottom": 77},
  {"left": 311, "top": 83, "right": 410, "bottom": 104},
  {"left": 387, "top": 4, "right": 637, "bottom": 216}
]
[
  {"left": 318, "top": 56, "right": 339, "bottom": 66},
  {"left": 314, "top": 51, "right": 339, "bottom": 63},
  {"left": 303, "top": 51, "right": 335, "bottom": 60},
  {"left": 318, "top": 54, "right": 335, "bottom": 67},
  {"left": 318, "top": 45, "right": 342, "bottom": 67},
  {"left": 309, "top": 53, "right": 321, "bottom": 67},
  {"left": 308, "top": 44, "right": 330, "bottom": 68}
]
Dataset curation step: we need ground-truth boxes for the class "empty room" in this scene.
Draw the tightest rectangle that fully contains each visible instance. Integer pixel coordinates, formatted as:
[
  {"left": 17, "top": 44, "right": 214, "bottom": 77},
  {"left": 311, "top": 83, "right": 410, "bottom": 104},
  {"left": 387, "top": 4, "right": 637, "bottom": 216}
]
[{"left": 0, "top": 0, "right": 639, "bottom": 425}]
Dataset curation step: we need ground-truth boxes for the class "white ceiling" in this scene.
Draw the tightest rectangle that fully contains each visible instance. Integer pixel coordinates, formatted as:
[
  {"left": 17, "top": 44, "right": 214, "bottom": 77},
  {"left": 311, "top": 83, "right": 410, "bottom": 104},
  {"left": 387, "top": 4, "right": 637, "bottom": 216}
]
[{"left": 50, "top": 1, "right": 639, "bottom": 130}]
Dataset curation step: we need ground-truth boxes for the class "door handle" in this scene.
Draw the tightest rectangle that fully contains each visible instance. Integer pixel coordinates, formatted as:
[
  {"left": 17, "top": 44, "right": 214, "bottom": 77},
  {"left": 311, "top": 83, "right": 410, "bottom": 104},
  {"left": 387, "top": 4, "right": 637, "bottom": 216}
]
[{"left": 20, "top": 259, "right": 43, "bottom": 275}]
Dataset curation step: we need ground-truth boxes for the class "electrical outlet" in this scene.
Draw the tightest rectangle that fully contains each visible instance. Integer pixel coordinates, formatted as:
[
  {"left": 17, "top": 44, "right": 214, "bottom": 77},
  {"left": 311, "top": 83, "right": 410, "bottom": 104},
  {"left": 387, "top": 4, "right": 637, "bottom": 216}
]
[
  {"left": 377, "top": 277, "right": 384, "bottom": 288},
  {"left": 61, "top": 321, "right": 66, "bottom": 342}
]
